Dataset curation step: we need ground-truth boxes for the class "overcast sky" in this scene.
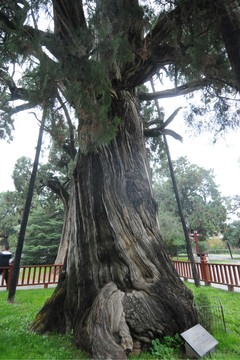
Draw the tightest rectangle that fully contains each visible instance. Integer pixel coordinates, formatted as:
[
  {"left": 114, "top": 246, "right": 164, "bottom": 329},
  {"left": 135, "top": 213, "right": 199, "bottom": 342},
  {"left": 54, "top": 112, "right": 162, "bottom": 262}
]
[
  {"left": 160, "top": 92, "right": 240, "bottom": 198},
  {"left": 0, "top": 114, "right": 41, "bottom": 192}
]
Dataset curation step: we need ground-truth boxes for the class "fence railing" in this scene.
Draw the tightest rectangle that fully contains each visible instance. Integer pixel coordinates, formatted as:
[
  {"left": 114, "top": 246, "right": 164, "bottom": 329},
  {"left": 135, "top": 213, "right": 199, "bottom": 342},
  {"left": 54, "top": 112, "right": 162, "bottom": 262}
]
[
  {"left": 0, "top": 264, "right": 63, "bottom": 289},
  {"left": 1, "top": 258, "right": 239, "bottom": 292},
  {"left": 173, "top": 256, "right": 240, "bottom": 291}
]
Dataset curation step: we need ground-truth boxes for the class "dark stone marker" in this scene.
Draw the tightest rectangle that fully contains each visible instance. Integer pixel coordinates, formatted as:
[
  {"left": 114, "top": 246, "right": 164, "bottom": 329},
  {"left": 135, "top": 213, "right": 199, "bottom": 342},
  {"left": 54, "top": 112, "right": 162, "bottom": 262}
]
[{"left": 181, "top": 324, "right": 218, "bottom": 359}]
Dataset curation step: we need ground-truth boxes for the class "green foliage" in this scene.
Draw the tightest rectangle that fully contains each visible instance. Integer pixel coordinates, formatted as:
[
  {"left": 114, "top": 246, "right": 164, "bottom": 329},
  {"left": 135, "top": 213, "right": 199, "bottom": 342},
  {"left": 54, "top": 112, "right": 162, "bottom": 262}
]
[
  {"left": 154, "top": 156, "right": 227, "bottom": 242},
  {"left": 194, "top": 292, "right": 214, "bottom": 332},
  {"left": 0, "top": 191, "right": 21, "bottom": 244},
  {"left": 0, "top": 156, "right": 65, "bottom": 262},
  {"left": 158, "top": 211, "right": 185, "bottom": 256},
  {"left": 150, "top": 334, "right": 183, "bottom": 359},
  {"left": 186, "top": 283, "right": 240, "bottom": 359},
  {"left": 206, "top": 236, "right": 226, "bottom": 252},
  {"left": 21, "top": 205, "right": 63, "bottom": 265},
  {"left": 223, "top": 221, "right": 240, "bottom": 248},
  {"left": 1, "top": 0, "right": 239, "bottom": 153},
  {"left": 12, "top": 157, "right": 32, "bottom": 199}
]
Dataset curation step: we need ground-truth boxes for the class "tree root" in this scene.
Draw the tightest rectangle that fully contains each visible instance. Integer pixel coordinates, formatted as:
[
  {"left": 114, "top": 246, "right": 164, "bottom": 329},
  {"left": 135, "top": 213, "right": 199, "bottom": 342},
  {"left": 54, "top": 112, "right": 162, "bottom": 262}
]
[{"left": 74, "top": 281, "right": 196, "bottom": 359}]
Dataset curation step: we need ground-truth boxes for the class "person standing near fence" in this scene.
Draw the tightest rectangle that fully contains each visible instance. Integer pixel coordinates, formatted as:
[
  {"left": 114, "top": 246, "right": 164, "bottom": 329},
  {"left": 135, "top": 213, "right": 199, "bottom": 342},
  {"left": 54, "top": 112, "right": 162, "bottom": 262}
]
[{"left": 0, "top": 245, "right": 13, "bottom": 285}]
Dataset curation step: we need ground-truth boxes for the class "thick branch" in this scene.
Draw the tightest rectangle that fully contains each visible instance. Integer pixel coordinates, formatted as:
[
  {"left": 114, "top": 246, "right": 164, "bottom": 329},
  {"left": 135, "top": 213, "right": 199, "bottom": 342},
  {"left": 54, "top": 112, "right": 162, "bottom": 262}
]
[
  {"left": 53, "top": 0, "right": 87, "bottom": 34},
  {"left": 144, "top": 128, "right": 162, "bottom": 137},
  {"left": 120, "top": 7, "right": 179, "bottom": 88},
  {"left": 144, "top": 127, "right": 182, "bottom": 141},
  {"left": 9, "top": 102, "right": 37, "bottom": 115},
  {"left": 53, "top": 0, "right": 89, "bottom": 58},
  {"left": 139, "top": 79, "right": 213, "bottom": 101},
  {"left": 46, "top": 177, "right": 69, "bottom": 209},
  {"left": 145, "top": 118, "right": 162, "bottom": 128},
  {"left": 121, "top": 45, "right": 176, "bottom": 88}
]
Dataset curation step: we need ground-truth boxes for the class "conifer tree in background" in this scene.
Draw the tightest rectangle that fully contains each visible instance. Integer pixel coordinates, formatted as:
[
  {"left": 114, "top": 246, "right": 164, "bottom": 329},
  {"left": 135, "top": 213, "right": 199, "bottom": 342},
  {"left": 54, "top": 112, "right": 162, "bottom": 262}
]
[
  {"left": 22, "top": 205, "right": 63, "bottom": 265},
  {"left": 1, "top": 1, "right": 240, "bottom": 358}
]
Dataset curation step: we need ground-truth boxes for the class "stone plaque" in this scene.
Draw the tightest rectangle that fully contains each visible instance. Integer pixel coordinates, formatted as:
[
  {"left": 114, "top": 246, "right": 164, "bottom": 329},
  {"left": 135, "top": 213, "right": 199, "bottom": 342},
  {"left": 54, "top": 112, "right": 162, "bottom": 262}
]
[{"left": 181, "top": 324, "right": 218, "bottom": 359}]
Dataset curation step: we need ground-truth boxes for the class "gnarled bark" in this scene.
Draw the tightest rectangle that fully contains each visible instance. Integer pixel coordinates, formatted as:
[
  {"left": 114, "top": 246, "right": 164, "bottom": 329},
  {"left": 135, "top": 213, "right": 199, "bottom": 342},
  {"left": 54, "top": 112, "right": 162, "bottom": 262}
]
[{"left": 31, "top": 90, "right": 197, "bottom": 359}]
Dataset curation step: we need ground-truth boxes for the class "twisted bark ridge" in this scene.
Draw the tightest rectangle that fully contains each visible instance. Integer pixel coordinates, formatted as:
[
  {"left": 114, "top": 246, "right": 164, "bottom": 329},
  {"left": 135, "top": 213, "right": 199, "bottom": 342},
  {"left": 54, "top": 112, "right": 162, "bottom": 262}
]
[{"left": 31, "top": 91, "right": 197, "bottom": 359}]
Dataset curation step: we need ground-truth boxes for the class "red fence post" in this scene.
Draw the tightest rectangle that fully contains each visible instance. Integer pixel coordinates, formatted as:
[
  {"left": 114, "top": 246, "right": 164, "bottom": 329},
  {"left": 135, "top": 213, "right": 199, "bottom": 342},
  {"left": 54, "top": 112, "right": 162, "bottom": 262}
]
[{"left": 200, "top": 255, "right": 211, "bottom": 286}]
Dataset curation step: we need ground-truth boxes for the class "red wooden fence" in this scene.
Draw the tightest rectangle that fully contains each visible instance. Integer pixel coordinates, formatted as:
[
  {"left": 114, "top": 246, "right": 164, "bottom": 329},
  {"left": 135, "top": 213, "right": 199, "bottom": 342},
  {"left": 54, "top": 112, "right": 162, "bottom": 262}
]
[
  {"left": 173, "top": 256, "right": 240, "bottom": 291},
  {"left": 0, "top": 264, "right": 63, "bottom": 289},
  {"left": 1, "top": 258, "right": 240, "bottom": 292}
]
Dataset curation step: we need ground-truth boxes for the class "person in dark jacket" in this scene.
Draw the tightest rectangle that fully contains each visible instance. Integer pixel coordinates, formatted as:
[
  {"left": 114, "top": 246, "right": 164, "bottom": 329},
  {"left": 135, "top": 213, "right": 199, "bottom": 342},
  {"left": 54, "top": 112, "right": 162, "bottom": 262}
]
[{"left": 0, "top": 245, "right": 13, "bottom": 285}]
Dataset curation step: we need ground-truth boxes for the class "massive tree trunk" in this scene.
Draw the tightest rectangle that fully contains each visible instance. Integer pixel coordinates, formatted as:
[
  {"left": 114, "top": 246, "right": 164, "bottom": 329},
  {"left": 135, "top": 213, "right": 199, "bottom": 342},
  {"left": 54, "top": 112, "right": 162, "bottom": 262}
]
[{"left": 31, "top": 90, "right": 197, "bottom": 359}]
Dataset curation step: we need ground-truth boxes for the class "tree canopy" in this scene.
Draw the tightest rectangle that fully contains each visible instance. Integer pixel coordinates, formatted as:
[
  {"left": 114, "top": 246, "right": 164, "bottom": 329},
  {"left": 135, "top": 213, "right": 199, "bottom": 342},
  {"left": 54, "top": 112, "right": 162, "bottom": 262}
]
[{"left": 1, "top": 0, "right": 240, "bottom": 150}]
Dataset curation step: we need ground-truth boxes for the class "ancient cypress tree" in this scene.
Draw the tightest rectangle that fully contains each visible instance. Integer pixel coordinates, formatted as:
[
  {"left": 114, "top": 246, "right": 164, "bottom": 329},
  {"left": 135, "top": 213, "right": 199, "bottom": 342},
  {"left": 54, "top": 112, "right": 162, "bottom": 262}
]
[{"left": 1, "top": 1, "right": 240, "bottom": 358}]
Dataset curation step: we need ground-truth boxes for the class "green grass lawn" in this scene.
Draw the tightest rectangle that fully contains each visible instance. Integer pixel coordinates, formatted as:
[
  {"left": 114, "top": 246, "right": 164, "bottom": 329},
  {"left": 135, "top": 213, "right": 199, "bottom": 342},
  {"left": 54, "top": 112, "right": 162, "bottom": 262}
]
[
  {"left": 0, "top": 288, "right": 87, "bottom": 359},
  {"left": 0, "top": 284, "right": 239, "bottom": 359},
  {"left": 185, "top": 283, "right": 240, "bottom": 360}
]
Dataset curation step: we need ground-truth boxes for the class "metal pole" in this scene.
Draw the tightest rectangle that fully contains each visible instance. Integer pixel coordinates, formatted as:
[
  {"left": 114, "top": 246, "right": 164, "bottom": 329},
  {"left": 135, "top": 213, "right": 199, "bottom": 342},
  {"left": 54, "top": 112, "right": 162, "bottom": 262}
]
[{"left": 8, "top": 110, "right": 46, "bottom": 303}]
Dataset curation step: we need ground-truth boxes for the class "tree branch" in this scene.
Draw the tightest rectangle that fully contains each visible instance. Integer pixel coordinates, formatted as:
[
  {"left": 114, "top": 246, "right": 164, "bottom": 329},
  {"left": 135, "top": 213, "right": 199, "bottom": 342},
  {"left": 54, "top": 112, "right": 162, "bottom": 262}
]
[
  {"left": 160, "top": 107, "right": 182, "bottom": 130},
  {"left": 52, "top": 0, "right": 89, "bottom": 58},
  {"left": 0, "top": 69, "right": 39, "bottom": 104},
  {"left": 9, "top": 102, "right": 37, "bottom": 115},
  {"left": 120, "top": 7, "right": 180, "bottom": 88},
  {"left": 144, "top": 118, "right": 162, "bottom": 128},
  {"left": 144, "top": 127, "right": 162, "bottom": 137},
  {"left": 57, "top": 92, "right": 77, "bottom": 159},
  {"left": 46, "top": 177, "right": 69, "bottom": 209},
  {"left": 139, "top": 79, "right": 213, "bottom": 101},
  {"left": 144, "top": 127, "right": 182, "bottom": 141}
]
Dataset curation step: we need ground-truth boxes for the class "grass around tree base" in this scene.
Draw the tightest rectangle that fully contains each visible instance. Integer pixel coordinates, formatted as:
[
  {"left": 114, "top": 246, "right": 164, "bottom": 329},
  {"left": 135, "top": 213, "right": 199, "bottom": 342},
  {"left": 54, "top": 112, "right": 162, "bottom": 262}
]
[
  {"left": 185, "top": 283, "right": 240, "bottom": 360},
  {"left": 0, "top": 284, "right": 240, "bottom": 359},
  {"left": 0, "top": 288, "right": 87, "bottom": 360}
]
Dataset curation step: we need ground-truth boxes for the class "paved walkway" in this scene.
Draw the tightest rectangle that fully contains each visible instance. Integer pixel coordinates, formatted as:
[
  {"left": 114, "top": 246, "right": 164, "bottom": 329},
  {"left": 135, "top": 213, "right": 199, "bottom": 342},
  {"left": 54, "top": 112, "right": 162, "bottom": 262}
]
[
  {"left": 0, "top": 283, "right": 57, "bottom": 292},
  {"left": 207, "top": 254, "right": 240, "bottom": 264}
]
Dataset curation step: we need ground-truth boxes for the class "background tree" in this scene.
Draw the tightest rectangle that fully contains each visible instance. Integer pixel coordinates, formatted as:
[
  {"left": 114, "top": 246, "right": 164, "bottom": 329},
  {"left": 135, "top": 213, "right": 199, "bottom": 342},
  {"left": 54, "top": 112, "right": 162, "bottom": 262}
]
[
  {"left": 0, "top": 157, "right": 34, "bottom": 248},
  {"left": 205, "top": 236, "right": 226, "bottom": 254},
  {"left": 0, "top": 155, "right": 64, "bottom": 263},
  {"left": 0, "top": 191, "right": 20, "bottom": 246},
  {"left": 1, "top": 1, "right": 240, "bottom": 359},
  {"left": 158, "top": 210, "right": 185, "bottom": 256},
  {"left": 223, "top": 221, "right": 240, "bottom": 248},
  {"left": 154, "top": 157, "right": 227, "bottom": 242},
  {"left": 12, "top": 157, "right": 32, "bottom": 200},
  {"left": 22, "top": 204, "right": 63, "bottom": 265}
]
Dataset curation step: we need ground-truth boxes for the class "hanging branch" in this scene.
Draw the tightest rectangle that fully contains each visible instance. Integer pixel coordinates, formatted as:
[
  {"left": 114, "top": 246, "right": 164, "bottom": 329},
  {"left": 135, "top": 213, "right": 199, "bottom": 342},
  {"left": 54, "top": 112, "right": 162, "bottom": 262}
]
[{"left": 8, "top": 108, "right": 47, "bottom": 303}]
